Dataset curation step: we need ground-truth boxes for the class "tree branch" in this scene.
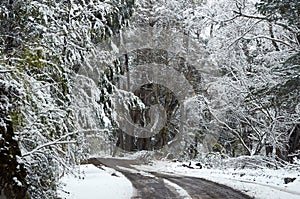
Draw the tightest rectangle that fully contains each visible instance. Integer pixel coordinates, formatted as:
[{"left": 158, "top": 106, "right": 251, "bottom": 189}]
[
  {"left": 22, "top": 129, "right": 109, "bottom": 157},
  {"left": 233, "top": 10, "right": 299, "bottom": 34},
  {"left": 243, "top": 35, "right": 293, "bottom": 48},
  {"left": 228, "top": 19, "right": 263, "bottom": 48},
  {"left": 0, "top": 70, "right": 12, "bottom": 73},
  {"left": 22, "top": 132, "right": 79, "bottom": 157},
  {"left": 204, "top": 98, "right": 252, "bottom": 155}
]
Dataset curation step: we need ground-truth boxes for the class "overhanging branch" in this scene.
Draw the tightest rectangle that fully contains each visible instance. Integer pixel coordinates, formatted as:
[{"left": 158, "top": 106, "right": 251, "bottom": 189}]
[{"left": 233, "top": 10, "right": 299, "bottom": 34}]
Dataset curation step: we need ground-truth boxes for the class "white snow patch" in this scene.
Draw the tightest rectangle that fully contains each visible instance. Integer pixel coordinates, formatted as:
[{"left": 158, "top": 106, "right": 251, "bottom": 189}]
[
  {"left": 58, "top": 164, "right": 134, "bottom": 199},
  {"left": 163, "top": 179, "right": 192, "bottom": 199},
  {"left": 12, "top": 177, "right": 22, "bottom": 187},
  {"left": 117, "top": 166, "right": 156, "bottom": 178}
]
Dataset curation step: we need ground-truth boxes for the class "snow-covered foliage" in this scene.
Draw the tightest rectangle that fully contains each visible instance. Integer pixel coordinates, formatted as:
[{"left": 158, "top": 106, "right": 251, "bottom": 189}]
[
  {"left": 1, "top": 0, "right": 299, "bottom": 197},
  {"left": 105, "top": 0, "right": 299, "bottom": 161},
  {"left": 1, "top": 0, "right": 134, "bottom": 198},
  {"left": 175, "top": 0, "right": 300, "bottom": 159}
]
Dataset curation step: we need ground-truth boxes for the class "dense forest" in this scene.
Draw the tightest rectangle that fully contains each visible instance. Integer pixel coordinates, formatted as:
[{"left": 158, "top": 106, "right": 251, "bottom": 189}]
[{"left": 0, "top": 0, "right": 299, "bottom": 198}]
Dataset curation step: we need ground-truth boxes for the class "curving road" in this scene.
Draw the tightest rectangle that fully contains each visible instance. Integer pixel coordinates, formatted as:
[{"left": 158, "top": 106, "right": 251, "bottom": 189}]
[{"left": 88, "top": 158, "right": 253, "bottom": 199}]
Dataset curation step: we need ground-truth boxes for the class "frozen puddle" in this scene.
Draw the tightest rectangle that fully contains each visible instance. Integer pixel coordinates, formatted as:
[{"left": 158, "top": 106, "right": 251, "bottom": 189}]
[{"left": 58, "top": 164, "right": 134, "bottom": 199}]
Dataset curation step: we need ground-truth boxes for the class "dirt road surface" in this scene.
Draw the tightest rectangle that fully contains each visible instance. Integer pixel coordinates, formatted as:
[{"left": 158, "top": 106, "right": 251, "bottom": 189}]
[{"left": 88, "top": 158, "right": 253, "bottom": 199}]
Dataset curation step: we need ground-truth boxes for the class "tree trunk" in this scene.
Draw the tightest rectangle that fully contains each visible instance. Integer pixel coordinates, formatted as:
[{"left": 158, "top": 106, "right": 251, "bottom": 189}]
[
  {"left": 288, "top": 124, "right": 300, "bottom": 161},
  {"left": 0, "top": 119, "right": 28, "bottom": 199}
]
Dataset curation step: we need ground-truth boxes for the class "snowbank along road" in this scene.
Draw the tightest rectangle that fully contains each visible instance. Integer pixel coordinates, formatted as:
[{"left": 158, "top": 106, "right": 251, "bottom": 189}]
[{"left": 88, "top": 158, "right": 253, "bottom": 199}]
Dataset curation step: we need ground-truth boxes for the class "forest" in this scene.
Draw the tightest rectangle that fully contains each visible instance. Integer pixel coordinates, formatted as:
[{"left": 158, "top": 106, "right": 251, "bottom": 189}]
[{"left": 0, "top": 0, "right": 299, "bottom": 198}]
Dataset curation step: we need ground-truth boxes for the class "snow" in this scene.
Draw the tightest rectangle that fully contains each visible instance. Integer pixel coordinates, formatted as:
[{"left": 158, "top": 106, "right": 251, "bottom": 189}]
[
  {"left": 163, "top": 179, "right": 192, "bottom": 199},
  {"left": 117, "top": 166, "right": 156, "bottom": 178},
  {"left": 57, "top": 159, "right": 300, "bottom": 199},
  {"left": 12, "top": 177, "right": 22, "bottom": 187},
  {"left": 133, "top": 160, "right": 300, "bottom": 199},
  {"left": 58, "top": 164, "right": 134, "bottom": 199}
]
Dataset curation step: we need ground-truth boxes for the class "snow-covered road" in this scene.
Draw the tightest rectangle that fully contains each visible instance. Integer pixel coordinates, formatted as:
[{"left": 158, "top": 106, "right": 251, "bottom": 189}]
[
  {"left": 135, "top": 160, "right": 300, "bottom": 199},
  {"left": 88, "top": 158, "right": 252, "bottom": 199},
  {"left": 58, "top": 158, "right": 300, "bottom": 199}
]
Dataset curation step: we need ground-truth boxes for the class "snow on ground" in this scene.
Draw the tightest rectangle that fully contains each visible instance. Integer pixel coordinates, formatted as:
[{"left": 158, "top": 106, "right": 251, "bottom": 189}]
[
  {"left": 58, "top": 164, "right": 134, "bottom": 199},
  {"left": 133, "top": 160, "right": 300, "bottom": 199},
  {"left": 57, "top": 157, "right": 300, "bottom": 199},
  {"left": 163, "top": 179, "right": 192, "bottom": 199}
]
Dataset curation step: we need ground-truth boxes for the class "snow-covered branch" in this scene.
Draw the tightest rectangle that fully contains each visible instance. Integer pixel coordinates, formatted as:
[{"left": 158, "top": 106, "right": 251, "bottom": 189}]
[
  {"left": 243, "top": 35, "right": 293, "bottom": 48},
  {"left": 204, "top": 98, "right": 252, "bottom": 155},
  {"left": 233, "top": 10, "right": 299, "bottom": 34},
  {"left": 22, "top": 132, "right": 79, "bottom": 157},
  {"left": 21, "top": 128, "right": 109, "bottom": 157},
  {"left": 228, "top": 19, "right": 264, "bottom": 48},
  {"left": 0, "top": 70, "right": 11, "bottom": 73}
]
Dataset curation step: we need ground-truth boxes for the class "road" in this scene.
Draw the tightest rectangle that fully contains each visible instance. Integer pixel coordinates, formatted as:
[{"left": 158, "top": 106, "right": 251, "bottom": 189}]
[{"left": 88, "top": 158, "right": 253, "bottom": 199}]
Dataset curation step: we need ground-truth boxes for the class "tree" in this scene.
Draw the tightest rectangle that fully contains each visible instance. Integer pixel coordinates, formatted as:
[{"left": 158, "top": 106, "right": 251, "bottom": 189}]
[
  {"left": 256, "top": 0, "right": 300, "bottom": 44},
  {"left": 0, "top": 79, "right": 28, "bottom": 199},
  {"left": 183, "top": 0, "right": 300, "bottom": 159},
  {"left": 104, "top": 0, "right": 210, "bottom": 157},
  {"left": 0, "top": 0, "right": 135, "bottom": 197}
]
